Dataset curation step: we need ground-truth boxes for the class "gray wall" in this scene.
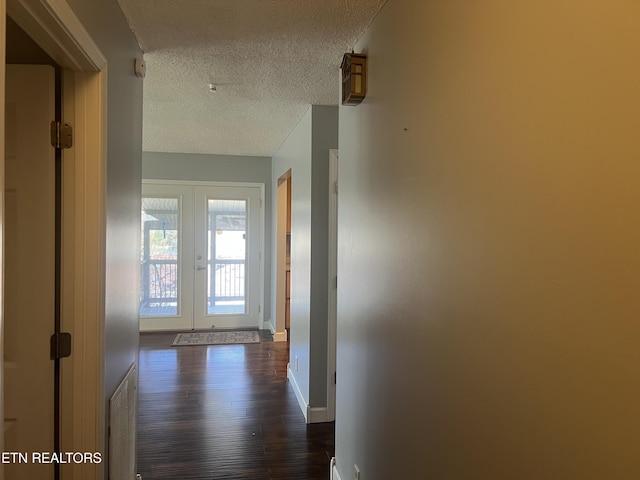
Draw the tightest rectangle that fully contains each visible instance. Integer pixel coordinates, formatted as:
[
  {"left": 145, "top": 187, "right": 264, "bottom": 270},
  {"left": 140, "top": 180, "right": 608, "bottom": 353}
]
[
  {"left": 309, "top": 106, "right": 337, "bottom": 405},
  {"left": 271, "top": 105, "right": 337, "bottom": 409},
  {"left": 65, "top": 0, "right": 143, "bottom": 469},
  {"left": 143, "top": 151, "right": 273, "bottom": 320},
  {"left": 272, "top": 108, "right": 313, "bottom": 402},
  {"left": 335, "top": 0, "right": 640, "bottom": 478}
]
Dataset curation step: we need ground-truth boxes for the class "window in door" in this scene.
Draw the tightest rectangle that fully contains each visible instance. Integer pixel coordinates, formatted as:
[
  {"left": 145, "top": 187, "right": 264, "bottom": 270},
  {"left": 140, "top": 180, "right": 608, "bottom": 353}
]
[
  {"left": 206, "top": 199, "right": 247, "bottom": 315},
  {"left": 140, "top": 196, "right": 180, "bottom": 317}
]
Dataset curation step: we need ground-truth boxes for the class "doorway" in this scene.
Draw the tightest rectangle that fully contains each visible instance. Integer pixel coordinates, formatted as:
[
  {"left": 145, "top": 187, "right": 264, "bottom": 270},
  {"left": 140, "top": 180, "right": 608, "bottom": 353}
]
[
  {"left": 140, "top": 181, "right": 264, "bottom": 331},
  {"left": 275, "top": 171, "right": 291, "bottom": 341},
  {"left": 2, "top": 4, "right": 108, "bottom": 477}
]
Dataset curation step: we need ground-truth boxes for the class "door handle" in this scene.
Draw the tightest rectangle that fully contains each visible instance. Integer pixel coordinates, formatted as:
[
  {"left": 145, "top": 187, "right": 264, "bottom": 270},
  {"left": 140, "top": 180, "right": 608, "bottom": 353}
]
[{"left": 196, "top": 266, "right": 207, "bottom": 271}]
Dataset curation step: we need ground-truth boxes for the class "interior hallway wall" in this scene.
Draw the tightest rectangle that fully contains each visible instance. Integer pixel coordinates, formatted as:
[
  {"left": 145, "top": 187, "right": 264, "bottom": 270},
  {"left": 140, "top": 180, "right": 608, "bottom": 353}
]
[
  {"left": 65, "top": 0, "right": 143, "bottom": 472},
  {"left": 271, "top": 105, "right": 338, "bottom": 413},
  {"left": 335, "top": 0, "right": 640, "bottom": 478},
  {"left": 143, "top": 151, "right": 273, "bottom": 323}
]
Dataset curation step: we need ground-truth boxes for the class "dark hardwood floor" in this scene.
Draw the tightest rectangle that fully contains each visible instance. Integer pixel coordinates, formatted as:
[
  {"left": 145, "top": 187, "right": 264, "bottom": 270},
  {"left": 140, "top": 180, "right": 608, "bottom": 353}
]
[{"left": 137, "top": 331, "right": 334, "bottom": 480}]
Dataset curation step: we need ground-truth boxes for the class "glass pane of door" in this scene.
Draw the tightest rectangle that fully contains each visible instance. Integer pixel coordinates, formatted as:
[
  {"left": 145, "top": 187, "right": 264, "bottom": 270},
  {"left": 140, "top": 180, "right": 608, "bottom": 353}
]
[
  {"left": 140, "top": 196, "right": 180, "bottom": 317},
  {"left": 207, "top": 199, "right": 247, "bottom": 314}
]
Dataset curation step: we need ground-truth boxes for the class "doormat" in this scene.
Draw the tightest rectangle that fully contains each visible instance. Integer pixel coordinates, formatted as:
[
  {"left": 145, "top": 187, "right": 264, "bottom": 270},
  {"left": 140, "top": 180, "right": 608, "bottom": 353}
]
[{"left": 172, "top": 331, "right": 260, "bottom": 346}]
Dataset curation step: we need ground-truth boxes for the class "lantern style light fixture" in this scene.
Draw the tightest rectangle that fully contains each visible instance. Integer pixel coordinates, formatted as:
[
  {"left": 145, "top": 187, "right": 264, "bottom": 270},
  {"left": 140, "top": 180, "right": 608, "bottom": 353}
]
[{"left": 341, "top": 53, "right": 367, "bottom": 105}]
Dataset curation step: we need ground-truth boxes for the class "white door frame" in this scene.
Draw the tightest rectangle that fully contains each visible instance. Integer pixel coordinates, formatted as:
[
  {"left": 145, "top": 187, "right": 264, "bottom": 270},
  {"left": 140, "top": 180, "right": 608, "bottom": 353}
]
[
  {"left": 1, "top": 9, "right": 7, "bottom": 475},
  {"left": 327, "top": 149, "right": 338, "bottom": 422},
  {"left": 1, "top": 1, "right": 107, "bottom": 479}
]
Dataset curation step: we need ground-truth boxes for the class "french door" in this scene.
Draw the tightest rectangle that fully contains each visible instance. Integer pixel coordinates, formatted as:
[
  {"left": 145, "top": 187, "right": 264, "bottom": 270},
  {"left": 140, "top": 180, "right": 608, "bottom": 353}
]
[{"left": 140, "top": 182, "right": 263, "bottom": 331}]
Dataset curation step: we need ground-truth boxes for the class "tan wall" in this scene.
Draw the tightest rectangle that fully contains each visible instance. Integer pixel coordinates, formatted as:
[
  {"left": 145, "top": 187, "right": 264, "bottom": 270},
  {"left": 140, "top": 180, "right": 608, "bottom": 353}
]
[{"left": 335, "top": 0, "right": 640, "bottom": 478}]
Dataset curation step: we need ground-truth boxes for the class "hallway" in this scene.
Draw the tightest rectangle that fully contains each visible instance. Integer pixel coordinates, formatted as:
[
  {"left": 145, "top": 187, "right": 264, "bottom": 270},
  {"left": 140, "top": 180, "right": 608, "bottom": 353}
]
[{"left": 137, "top": 331, "right": 334, "bottom": 479}]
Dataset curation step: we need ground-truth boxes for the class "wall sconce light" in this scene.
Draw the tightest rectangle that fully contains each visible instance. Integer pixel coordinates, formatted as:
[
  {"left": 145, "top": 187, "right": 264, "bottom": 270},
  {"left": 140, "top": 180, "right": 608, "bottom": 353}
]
[{"left": 341, "top": 53, "right": 367, "bottom": 105}]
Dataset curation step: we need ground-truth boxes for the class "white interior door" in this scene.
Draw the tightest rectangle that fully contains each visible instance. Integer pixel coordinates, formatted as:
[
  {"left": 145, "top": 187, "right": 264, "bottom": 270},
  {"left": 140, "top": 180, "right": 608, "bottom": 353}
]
[
  {"left": 4, "top": 64, "right": 56, "bottom": 479},
  {"left": 140, "top": 182, "right": 262, "bottom": 331}
]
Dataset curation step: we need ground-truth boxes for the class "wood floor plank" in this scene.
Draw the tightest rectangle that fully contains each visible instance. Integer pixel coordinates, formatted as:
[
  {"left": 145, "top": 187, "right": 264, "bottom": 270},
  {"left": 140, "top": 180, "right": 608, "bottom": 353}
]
[{"left": 137, "top": 331, "right": 334, "bottom": 480}]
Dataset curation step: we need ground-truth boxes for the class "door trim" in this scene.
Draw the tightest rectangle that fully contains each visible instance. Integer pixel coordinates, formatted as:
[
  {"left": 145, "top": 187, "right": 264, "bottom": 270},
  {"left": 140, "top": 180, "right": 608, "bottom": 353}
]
[
  {"left": 61, "top": 69, "right": 107, "bottom": 480},
  {"left": 6, "top": 0, "right": 106, "bottom": 71},
  {"left": 1, "top": 1, "right": 107, "bottom": 479},
  {"left": 327, "top": 149, "right": 338, "bottom": 422},
  {"left": 0, "top": 6, "right": 6, "bottom": 470},
  {"left": 274, "top": 171, "right": 291, "bottom": 342}
]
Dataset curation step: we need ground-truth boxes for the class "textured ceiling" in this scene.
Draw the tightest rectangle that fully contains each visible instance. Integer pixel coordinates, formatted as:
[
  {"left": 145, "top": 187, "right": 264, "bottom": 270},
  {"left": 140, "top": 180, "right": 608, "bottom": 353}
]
[{"left": 117, "top": 0, "right": 387, "bottom": 156}]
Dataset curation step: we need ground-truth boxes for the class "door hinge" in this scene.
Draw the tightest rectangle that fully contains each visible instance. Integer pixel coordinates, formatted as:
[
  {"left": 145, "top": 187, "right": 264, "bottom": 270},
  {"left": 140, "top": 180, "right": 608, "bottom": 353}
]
[
  {"left": 50, "top": 332, "right": 72, "bottom": 360},
  {"left": 334, "top": 181, "right": 338, "bottom": 194},
  {"left": 333, "top": 371, "right": 337, "bottom": 384},
  {"left": 333, "top": 276, "right": 338, "bottom": 289},
  {"left": 258, "top": 305, "right": 261, "bottom": 313},
  {"left": 50, "top": 121, "right": 73, "bottom": 149}
]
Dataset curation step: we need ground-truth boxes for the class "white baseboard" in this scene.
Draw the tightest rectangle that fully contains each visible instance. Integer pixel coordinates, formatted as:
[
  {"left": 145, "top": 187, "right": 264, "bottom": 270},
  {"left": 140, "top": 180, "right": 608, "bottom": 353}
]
[
  {"left": 307, "top": 406, "right": 329, "bottom": 423},
  {"left": 267, "top": 319, "right": 288, "bottom": 342},
  {"left": 287, "top": 365, "right": 329, "bottom": 423},
  {"left": 287, "top": 364, "right": 308, "bottom": 422},
  {"left": 330, "top": 457, "right": 343, "bottom": 480},
  {"left": 273, "top": 330, "right": 288, "bottom": 342},
  {"left": 267, "top": 318, "right": 276, "bottom": 333}
]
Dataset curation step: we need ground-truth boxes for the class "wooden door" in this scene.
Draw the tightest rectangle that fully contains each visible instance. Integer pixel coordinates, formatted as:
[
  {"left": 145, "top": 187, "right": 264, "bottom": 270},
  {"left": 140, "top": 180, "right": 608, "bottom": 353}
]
[{"left": 4, "top": 64, "right": 56, "bottom": 479}]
